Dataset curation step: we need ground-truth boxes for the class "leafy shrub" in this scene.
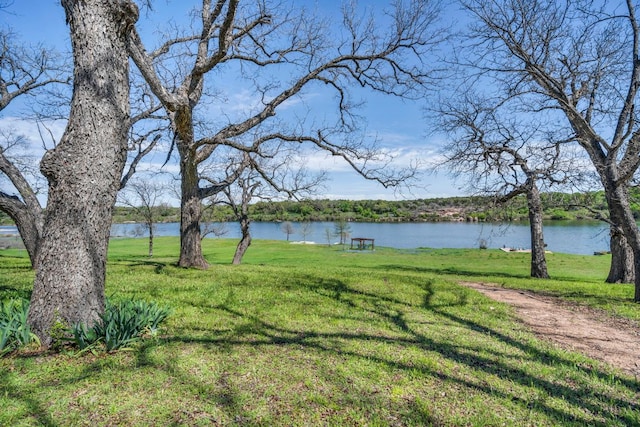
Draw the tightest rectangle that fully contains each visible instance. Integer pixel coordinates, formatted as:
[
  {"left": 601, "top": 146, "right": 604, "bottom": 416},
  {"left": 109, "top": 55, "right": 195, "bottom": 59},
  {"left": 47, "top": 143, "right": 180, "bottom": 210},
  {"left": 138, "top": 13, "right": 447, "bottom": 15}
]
[
  {"left": 0, "top": 299, "right": 39, "bottom": 355},
  {"left": 72, "top": 299, "right": 171, "bottom": 352}
]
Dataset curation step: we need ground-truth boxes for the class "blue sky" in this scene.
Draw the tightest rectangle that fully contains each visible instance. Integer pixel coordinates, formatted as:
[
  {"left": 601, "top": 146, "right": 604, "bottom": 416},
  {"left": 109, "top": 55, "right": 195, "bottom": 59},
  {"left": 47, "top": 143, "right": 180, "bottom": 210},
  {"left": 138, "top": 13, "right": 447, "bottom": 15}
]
[{"left": 1, "top": 1, "right": 463, "bottom": 203}]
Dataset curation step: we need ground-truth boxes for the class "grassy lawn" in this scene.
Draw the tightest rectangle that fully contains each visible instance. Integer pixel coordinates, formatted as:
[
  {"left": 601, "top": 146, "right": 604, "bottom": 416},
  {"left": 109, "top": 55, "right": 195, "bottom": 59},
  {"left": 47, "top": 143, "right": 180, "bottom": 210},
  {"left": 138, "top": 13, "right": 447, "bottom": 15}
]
[{"left": 1, "top": 238, "right": 639, "bottom": 426}]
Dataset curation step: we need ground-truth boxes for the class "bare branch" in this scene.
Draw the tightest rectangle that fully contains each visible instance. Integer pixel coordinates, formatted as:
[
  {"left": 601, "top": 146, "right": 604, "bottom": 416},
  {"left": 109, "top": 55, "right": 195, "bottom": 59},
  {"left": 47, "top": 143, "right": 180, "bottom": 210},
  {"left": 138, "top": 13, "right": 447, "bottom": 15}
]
[
  {"left": 120, "top": 134, "right": 162, "bottom": 190},
  {"left": 0, "top": 132, "right": 42, "bottom": 214},
  {"left": 0, "top": 31, "right": 69, "bottom": 111}
]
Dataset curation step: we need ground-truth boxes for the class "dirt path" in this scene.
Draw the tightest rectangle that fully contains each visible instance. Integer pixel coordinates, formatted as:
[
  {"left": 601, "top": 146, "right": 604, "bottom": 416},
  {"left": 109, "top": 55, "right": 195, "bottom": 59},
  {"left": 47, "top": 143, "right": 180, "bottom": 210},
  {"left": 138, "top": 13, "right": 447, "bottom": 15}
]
[{"left": 459, "top": 281, "right": 640, "bottom": 377}]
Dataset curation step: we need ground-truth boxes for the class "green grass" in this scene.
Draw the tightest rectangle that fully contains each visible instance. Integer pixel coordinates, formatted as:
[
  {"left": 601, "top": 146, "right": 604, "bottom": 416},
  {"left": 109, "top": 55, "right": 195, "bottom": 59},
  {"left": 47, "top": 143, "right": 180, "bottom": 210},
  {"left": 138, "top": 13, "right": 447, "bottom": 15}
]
[{"left": 1, "top": 238, "right": 639, "bottom": 426}]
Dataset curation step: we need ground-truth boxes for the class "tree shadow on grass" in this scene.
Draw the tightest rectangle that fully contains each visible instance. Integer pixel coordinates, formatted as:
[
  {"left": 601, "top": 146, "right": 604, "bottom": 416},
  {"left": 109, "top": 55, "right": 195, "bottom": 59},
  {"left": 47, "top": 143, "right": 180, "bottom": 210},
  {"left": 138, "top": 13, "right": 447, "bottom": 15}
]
[
  {"left": 381, "top": 262, "right": 640, "bottom": 304},
  {"left": 4, "top": 274, "right": 639, "bottom": 425},
  {"left": 555, "top": 289, "right": 638, "bottom": 306},
  {"left": 306, "top": 276, "right": 640, "bottom": 386},
  {"left": 377, "top": 263, "right": 532, "bottom": 280},
  {"left": 149, "top": 276, "right": 640, "bottom": 425},
  {"left": 0, "top": 369, "right": 58, "bottom": 427},
  {"left": 125, "top": 260, "right": 171, "bottom": 274},
  {"left": 0, "top": 263, "right": 31, "bottom": 272},
  {"left": 162, "top": 310, "right": 638, "bottom": 425}
]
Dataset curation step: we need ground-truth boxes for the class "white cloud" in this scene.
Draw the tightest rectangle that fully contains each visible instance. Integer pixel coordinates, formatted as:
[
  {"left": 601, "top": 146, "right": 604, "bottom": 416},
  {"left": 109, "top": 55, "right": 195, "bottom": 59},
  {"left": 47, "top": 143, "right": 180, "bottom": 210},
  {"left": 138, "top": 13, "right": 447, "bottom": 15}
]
[
  {"left": 0, "top": 116, "right": 66, "bottom": 150},
  {"left": 223, "top": 89, "right": 265, "bottom": 115},
  {"left": 212, "top": 87, "right": 320, "bottom": 122},
  {"left": 320, "top": 169, "right": 463, "bottom": 201},
  {"left": 301, "top": 141, "right": 443, "bottom": 174}
]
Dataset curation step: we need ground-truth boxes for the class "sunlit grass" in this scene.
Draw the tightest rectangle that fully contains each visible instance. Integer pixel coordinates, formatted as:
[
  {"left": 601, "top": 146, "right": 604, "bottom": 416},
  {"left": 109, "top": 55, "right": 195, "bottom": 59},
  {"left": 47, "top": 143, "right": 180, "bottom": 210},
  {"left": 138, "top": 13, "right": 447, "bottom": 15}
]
[{"left": 0, "top": 238, "right": 638, "bottom": 426}]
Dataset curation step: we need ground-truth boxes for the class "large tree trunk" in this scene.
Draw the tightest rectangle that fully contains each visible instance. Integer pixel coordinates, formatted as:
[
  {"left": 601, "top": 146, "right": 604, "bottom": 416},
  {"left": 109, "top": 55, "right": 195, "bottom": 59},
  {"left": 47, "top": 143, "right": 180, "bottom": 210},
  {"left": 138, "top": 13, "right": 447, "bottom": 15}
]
[
  {"left": 178, "top": 147, "right": 208, "bottom": 269},
  {"left": 526, "top": 183, "right": 549, "bottom": 279},
  {"left": 606, "top": 225, "right": 635, "bottom": 283},
  {"left": 27, "top": 0, "right": 137, "bottom": 347},
  {"left": 232, "top": 215, "right": 251, "bottom": 265},
  {"left": 174, "top": 106, "right": 209, "bottom": 269},
  {"left": 605, "top": 182, "right": 640, "bottom": 301}
]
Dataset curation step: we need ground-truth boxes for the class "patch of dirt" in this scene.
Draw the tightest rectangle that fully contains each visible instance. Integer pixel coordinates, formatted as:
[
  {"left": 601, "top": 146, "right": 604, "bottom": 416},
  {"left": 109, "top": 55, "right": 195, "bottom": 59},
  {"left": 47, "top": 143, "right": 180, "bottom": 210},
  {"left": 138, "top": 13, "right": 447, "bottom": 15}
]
[{"left": 459, "top": 281, "right": 640, "bottom": 377}]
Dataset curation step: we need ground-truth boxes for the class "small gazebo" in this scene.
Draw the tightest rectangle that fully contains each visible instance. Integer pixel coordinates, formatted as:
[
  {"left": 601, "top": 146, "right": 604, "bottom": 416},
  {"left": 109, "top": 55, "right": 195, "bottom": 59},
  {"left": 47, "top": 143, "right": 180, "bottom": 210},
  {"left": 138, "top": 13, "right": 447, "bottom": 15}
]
[{"left": 350, "top": 237, "right": 375, "bottom": 251}]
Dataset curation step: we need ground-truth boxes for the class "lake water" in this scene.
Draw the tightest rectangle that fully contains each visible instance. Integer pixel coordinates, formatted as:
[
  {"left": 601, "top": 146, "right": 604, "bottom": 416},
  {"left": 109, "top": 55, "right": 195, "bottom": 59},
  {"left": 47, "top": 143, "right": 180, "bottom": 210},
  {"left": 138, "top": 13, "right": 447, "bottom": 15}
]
[
  {"left": 0, "top": 221, "right": 612, "bottom": 255},
  {"left": 109, "top": 220, "right": 612, "bottom": 255}
]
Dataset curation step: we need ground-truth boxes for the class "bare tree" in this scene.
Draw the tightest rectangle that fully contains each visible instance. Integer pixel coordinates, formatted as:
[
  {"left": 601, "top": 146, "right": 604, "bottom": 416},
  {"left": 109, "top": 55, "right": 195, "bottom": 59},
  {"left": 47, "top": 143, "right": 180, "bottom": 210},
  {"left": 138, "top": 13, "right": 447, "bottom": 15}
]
[
  {"left": 299, "top": 221, "right": 313, "bottom": 243},
  {"left": 0, "top": 30, "right": 67, "bottom": 111},
  {"left": 126, "top": 0, "right": 441, "bottom": 269},
  {"left": 118, "top": 178, "right": 167, "bottom": 257},
  {"left": 219, "top": 148, "right": 325, "bottom": 263},
  {"left": 281, "top": 221, "right": 295, "bottom": 241},
  {"left": 334, "top": 218, "right": 351, "bottom": 246},
  {"left": 0, "top": 29, "right": 68, "bottom": 268},
  {"left": 324, "top": 227, "right": 333, "bottom": 246},
  {"left": 222, "top": 172, "right": 259, "bottom": 265},
  {"left": 460, "top": 0, "right": 640, "bottom": 300},
  {"left": 437, "top": 93, "right": 580, "bottom": 278},
  {"left": 27, "top": 0, "right": 139, "bottom": 346}
]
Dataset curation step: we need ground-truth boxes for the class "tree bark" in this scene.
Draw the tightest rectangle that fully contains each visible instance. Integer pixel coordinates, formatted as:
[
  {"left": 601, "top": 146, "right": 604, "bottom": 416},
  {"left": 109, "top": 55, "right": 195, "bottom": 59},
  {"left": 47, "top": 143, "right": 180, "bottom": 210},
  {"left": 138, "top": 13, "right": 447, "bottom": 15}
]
[
  {"left": 604, "top": 183, "right": 640, "bottom": 301},
  {"left": 526, "top": 183, "right": 549, "bottom": 279},
  {"left": 178, "top": 147, "right": 208, "bottom": 269},
  {"left": 171, "top": 105, "right": 209, "bottom": 269},
  {"left": 606, "top": 225, "right": 635, "bottom": 283},
  {"left": 232, "top": 214, "right": 251, "bottom": 265},
  {"left": 27, "top": 0, "right": 137, "bottom": 347}
]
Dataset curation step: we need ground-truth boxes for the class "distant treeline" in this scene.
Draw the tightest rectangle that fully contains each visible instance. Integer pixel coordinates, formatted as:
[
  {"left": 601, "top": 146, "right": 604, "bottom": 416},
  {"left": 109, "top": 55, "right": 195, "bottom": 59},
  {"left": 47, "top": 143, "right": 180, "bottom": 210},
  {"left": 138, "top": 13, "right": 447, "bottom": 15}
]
[
  {"left": 2, "top": 191, "right": 635, "bottom": 226},
  {"left": 214, "top": 192, "right": 615, "bottom": 223},
  {"left": 111, "top": 191, "right": 635, "bottom": 224}
]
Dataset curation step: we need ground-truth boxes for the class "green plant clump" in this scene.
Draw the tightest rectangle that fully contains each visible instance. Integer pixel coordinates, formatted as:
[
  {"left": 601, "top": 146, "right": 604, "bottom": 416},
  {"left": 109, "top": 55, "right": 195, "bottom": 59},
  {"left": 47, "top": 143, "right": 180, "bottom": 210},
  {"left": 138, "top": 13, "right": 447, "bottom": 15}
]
[
  {"left": 72, "top": 299, "right": 171, "bottom": 352},
  {"left": 0, "top": 298, "right": 39, "bottom": 355}
]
